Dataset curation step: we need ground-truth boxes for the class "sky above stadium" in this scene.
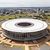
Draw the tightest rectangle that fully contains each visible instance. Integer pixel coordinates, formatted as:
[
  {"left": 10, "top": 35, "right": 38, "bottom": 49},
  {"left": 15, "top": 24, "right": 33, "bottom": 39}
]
[{"left": 0, "top": 0, "right": 50, "bottom": 7}]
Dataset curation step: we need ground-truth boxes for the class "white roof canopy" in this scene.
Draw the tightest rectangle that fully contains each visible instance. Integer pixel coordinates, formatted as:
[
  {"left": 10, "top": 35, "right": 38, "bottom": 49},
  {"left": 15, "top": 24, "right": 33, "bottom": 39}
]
[{"left": 2, "top": 18, "right": 48, "bottom": 33}]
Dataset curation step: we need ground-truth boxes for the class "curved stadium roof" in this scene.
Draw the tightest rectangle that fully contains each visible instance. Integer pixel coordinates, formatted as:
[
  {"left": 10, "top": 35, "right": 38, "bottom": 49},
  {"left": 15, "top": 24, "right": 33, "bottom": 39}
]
[{"left": 2, "top": 18, "right": 48, "bottom": 33}]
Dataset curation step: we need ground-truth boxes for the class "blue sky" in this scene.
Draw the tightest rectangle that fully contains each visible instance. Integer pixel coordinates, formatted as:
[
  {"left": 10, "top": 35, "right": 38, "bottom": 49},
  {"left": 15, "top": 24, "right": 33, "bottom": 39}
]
[{"left": 0, "top": 0, "right": 50, "bottom": 7}]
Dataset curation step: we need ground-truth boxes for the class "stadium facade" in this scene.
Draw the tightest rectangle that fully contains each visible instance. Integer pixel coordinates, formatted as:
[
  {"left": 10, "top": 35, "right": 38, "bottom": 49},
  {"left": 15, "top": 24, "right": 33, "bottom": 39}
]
[{"left": 1, "top": 18, "right": 48, "bottom": 41}]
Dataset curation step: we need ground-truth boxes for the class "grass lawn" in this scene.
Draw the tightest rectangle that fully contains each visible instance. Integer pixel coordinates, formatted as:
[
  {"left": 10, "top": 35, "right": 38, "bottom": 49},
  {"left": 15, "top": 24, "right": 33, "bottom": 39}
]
[
  {"left": 47, "top": 16, "right": 50, "bottom": 19},
  {"left": 2, "top": 13, "right": 50, "bottom": 21},
  {"left": 13, "top": 45, "right": 25, "bottom": 50},
  {"left": 29, "top": 46, "right": 31, "bottom": 50},
  {"left": 0, "top": 15, "right": 16, "bottom": 20},
  {"left": 0, "top": 13, "right": 32, "bottom": 21},
  {"left": 0, "top": 42, "right": 25, "bottom": 50},
  {"left": 29, "top": 46, "right": 39, "bottom": 50},
  {"left": 0, "top": 42, "right": 11, "bottom": 47}
]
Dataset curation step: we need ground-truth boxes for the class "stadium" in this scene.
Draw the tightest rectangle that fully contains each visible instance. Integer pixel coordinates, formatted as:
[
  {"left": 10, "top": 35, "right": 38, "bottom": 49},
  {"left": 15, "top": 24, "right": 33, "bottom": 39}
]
[{"left": 1, "top": 18, "right": 48, "bottom": 42}]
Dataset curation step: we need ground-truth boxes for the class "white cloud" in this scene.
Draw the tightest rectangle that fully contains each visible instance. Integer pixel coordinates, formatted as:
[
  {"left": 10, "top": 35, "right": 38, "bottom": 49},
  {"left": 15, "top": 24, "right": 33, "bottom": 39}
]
[{"left": 0, "top": 0, "right": 50, "bottom": 7}]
